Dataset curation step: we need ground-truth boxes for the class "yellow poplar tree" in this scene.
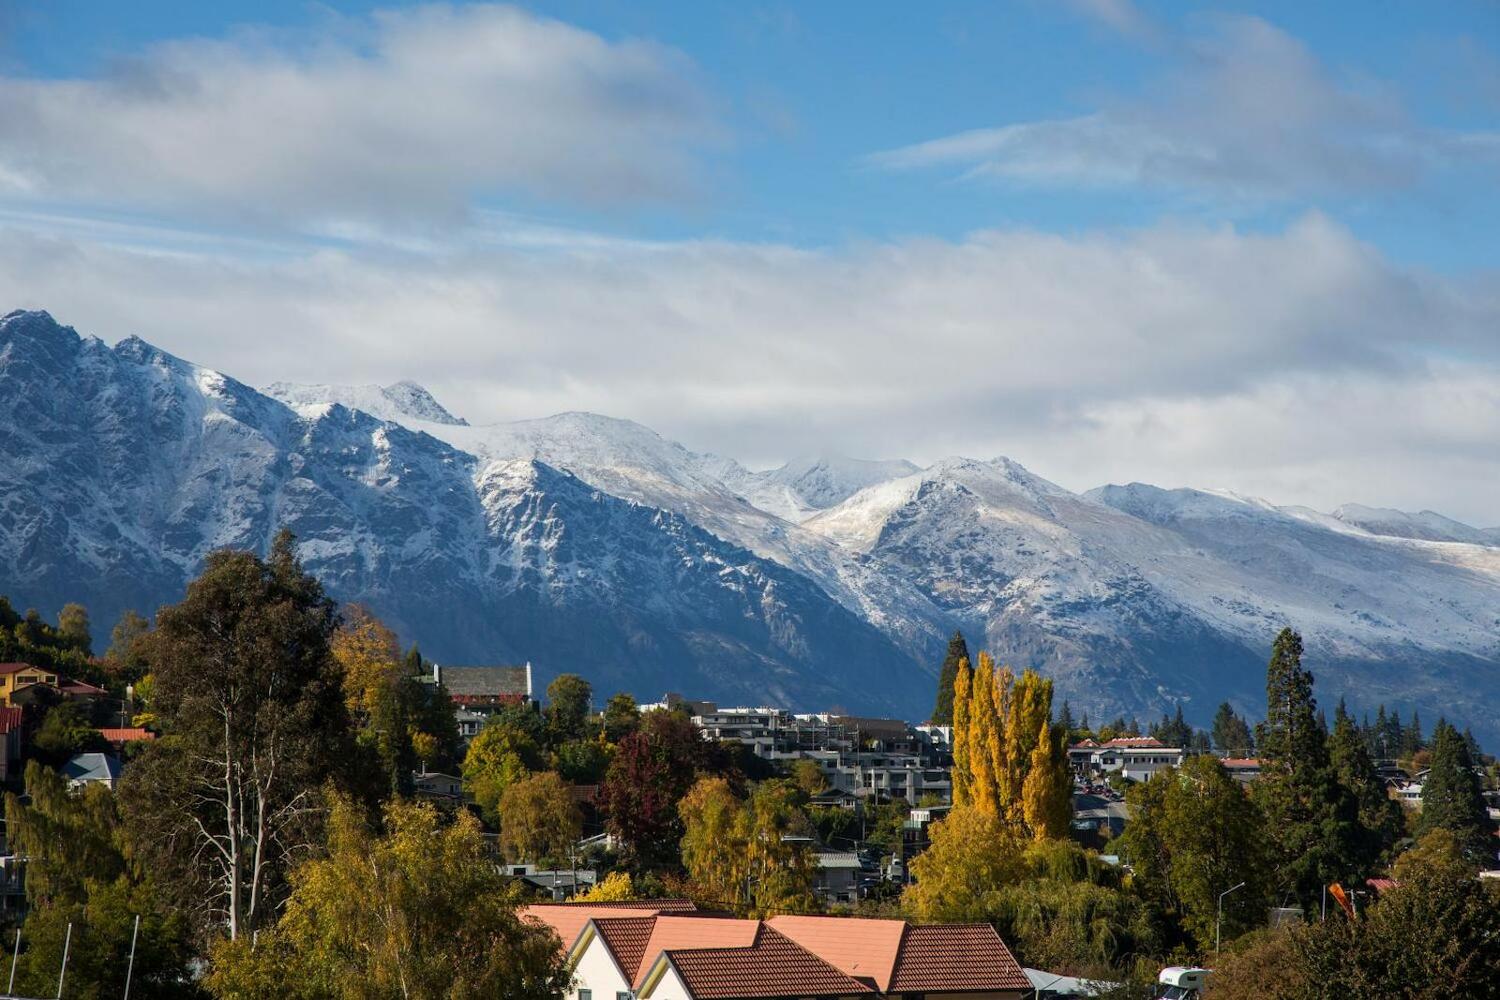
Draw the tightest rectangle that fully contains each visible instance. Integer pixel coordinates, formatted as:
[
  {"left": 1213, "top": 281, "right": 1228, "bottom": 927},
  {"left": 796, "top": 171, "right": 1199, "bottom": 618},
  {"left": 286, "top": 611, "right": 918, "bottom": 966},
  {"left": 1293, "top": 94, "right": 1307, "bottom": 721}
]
[
  {"left": 1002, "top": 669, "right": 1053, "bottom": 825},
  {"left": 1021, "top": 717, "right": 1072, "bottom": 840},
  {"left": 967, "top": 654, "right": 1000, "bottom": 817},
  {"left": 951, "top": 658, "right": 973, "bottom": 807}
]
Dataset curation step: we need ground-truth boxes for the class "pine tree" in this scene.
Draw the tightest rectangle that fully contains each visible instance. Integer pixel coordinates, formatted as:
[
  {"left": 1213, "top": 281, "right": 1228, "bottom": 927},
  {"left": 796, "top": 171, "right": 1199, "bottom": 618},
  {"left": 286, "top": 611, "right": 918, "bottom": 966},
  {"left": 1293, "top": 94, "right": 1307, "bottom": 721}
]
[
  {"left": 1403, "top": 710, "right": 1424, "bottom": 756},
  {"left": 1329, "top": 702, "right": 1403, "bottom": 873},
  {"left": 1057, "top": 700, "right": 1075, "bottom": 735},
  {"left": 1416, "top": 720, "right": 1491, "bottom": 863},
  {"left": 1253, "top": 628, "right": 1362, "bottom": 909},
  {"left": 1211, "top": 702, "right": 1254, "bottom": 755},
  {"left": 931, "top": 631, "right": 971, "bottom": 725}
]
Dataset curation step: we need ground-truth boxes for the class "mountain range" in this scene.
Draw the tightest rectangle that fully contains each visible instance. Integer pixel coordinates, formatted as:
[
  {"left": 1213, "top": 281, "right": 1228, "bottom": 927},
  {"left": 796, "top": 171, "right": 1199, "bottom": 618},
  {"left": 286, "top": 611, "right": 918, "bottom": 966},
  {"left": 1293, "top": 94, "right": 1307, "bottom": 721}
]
[{"left": 3, "top": 310, "right": 1498, "bottom": 738}]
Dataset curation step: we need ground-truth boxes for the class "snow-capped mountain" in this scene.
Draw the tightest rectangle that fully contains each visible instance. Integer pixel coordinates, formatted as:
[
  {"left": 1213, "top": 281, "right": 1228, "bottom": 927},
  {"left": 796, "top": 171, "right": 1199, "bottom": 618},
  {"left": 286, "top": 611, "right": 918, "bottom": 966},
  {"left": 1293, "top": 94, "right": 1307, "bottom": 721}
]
[{"left": 4, "top": 310, "right": 1499, "bottom": 737}]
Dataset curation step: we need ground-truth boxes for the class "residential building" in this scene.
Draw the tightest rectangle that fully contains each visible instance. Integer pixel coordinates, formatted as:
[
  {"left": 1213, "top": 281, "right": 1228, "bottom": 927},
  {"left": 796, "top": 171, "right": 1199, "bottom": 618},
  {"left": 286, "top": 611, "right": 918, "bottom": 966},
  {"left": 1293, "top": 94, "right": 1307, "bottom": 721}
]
[
  {"left": 1069, "top": 737, "right": 1183, "bottom": 782},
  {"left": 813, "top": 849, "right": 863, "bottom": 905},
  {"left": 96, "top": 727, "right": 156, "bottom": 753},
  {"left": 789, "top": 749, "right": 951, "bottom": 803},
  {"left": 411, "top": 769, "right": 464, "bottom": 801},
  {"left": 1220, "top": 758, "right": 1261, "bottom": 784},
  {"left": 62, "top": 752, "right": 122, "bottom": 791},
  {"left": 0, "top": 663, "right": 59, "bottom": 706},
  {"left": 429, "top": 663, "right": 534, "bottom": 740},
  {"left": 638, "top": 926, "right": 873, "bottom": 1000}
]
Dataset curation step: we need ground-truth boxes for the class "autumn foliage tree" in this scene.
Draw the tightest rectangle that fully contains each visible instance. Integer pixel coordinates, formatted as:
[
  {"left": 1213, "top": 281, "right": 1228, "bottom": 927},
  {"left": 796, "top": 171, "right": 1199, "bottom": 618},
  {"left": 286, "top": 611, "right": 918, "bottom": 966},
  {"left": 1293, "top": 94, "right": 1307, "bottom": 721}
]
[
  {"left": 498, "top": 771, "right": 582, "bottom": 865},
  {"left": 600, "top": 710, "right": 717, "bottom": 866}
]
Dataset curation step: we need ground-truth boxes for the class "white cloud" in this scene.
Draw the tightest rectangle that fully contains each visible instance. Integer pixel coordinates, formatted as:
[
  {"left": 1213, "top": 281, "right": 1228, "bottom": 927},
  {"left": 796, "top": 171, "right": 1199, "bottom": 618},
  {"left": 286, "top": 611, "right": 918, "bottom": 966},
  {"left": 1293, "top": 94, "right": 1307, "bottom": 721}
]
[
  {"left": 0, "top": 5, "right": 718, "bottom": 229},
  {"left": 870, "top": 14, "right": 1499, "bottom": 200},
  {"left": 2, "top": 211, "right": 1496, "bottom": 526}
]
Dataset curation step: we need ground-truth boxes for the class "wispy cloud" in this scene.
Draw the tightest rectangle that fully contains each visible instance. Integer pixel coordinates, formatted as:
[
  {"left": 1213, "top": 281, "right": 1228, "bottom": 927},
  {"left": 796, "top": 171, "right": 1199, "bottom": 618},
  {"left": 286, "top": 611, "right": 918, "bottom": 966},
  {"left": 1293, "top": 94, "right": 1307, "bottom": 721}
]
[
  {"left": 870, "top": 14, "right": 1500, "bottom": 201},
  {"left": 0, "top": 5, "right": 720, "bottom": 231}
]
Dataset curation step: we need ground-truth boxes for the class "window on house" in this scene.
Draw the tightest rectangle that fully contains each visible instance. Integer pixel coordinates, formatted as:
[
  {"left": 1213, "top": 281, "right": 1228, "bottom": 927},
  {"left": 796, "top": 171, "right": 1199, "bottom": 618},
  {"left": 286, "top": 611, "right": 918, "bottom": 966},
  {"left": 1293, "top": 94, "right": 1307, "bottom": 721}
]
[
  {"left": 617, "top": 991, "right": 633, "bottom": 1000},
  {"left": 579, "top": 990, "right": 592, "bottom": 1000}
]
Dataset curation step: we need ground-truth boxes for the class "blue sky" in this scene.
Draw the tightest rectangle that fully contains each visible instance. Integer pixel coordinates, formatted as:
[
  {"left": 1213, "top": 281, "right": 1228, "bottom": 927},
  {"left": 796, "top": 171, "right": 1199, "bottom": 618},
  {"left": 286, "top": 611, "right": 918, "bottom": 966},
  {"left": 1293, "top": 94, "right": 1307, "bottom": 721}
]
[{"left": 0, "top": 2, "right": 1497, "bottom": 522}]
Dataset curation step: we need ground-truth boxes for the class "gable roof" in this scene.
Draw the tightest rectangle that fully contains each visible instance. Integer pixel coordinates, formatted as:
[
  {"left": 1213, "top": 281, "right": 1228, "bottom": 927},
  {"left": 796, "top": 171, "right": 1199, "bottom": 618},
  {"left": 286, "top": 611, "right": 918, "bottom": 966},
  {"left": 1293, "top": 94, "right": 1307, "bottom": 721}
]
[
  {"left": 97, "top": 727, "right": 156, "bottom": 743},
  {"left": 631, "top": 917, "right": 760, "bottom": 988},
  {"left": 592, "top": 916, "right": 658, "bottom": 983},
  {"left": 766, "top": 915, "right": 906, "bottom": 990},
  {"left": 62, "top": 753, "right": 122, "bottom": 784},
  {"left": 888, "top": 924, "right": 1029, "bottom": 993},
  {"left": 656, "top": 926, "right": 874, "bottom": 1000},
  {"left": 0, "top": 663, "right": 50, "bottom": 676},
  {"left": 523, "top": 904, "right": 662, "bottom": 951}
]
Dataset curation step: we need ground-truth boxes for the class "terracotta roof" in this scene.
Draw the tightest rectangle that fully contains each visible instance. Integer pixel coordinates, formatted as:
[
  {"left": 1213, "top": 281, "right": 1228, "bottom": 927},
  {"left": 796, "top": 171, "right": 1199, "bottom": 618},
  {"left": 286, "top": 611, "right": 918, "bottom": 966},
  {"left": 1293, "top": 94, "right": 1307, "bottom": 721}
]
[
  {"left": 522, "top": 904, "right": 662, "bottom": 951},
  {"left": 1099, "top": 736, "right": 1163, "bottom": 748},
  {"left": 659, "top": 926, "right": 874, "bottom": 1000},
  {"left": 1220, "top": 758, "right": 1260, "bottom": 767},
  {"left": 766, "top": 915, "right": 906, "bottom": 990},
  {"left": 1069, "top": 739, "right": 1100, "bottom": 749},
  {"left": 592, "top": 917, "right": 658, "bottom": 982},
  {"left": 888, "top": 924, "right": 1029, "bottom": 993},
  {"left": 632, "top": 917, "right": 760, "bottom": 988},
  {"left": 97, "top": 728, "right": 156, "bottom": 743}
]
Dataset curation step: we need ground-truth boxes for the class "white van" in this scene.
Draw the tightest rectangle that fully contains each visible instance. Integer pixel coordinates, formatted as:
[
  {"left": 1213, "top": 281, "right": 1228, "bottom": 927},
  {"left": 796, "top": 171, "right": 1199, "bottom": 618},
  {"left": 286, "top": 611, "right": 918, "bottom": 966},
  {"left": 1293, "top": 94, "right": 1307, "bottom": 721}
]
[{"left": 1155, "top": 967, "right": 1212, "bottom": 999}]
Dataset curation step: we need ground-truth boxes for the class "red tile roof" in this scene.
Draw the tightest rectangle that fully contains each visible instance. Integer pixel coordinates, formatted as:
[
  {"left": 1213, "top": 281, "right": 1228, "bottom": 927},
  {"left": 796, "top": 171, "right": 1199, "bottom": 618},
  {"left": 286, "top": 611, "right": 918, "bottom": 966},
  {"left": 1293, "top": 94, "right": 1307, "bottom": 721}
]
[
  {"left": 0, "top": 707, "right": 22, "bottom": 735},
  {"left": 766, "top": 915, "right": 905, "bottom": 990},
  {"left": 1220, "top": 758, "right": 1260, "bottom": 767},
  {"left": 97, "top": 728, "right": 156, "bottom": 743},
  {"left": 632, "top": 917, "right": 760, "bottom": 988},
  {"left": 593, "top": 916, "right": 658, "bottom": 982},
  {"left": 660, "top": 927, "right": 874, "bottom": 1000},
  {"left": 551, "top": 897, "right": 698, "bottom": 913},
  {"left": 1099, "top": 736, "right": 1163, "bottom": 748},
  {"left": 522, "top": 904, "right": 663, "bottom": 951},
  {"left": 888, "top": 924, "right": 1029, "bottom": 993}
]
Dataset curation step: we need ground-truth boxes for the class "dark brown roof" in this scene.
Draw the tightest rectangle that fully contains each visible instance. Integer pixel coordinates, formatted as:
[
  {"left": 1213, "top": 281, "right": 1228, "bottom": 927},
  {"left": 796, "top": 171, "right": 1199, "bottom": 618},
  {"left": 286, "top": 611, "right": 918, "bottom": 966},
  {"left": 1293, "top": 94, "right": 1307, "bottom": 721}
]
[
  {"left": 888, "top": 924, "right": 1029, "bottom": 993},
  {"left": 663, "top": 927, "right": 874, "bottom": 1000},
  {"left": 553, "top": 897, "right": 698, "bottom": 913},
  {"left": 0, "top": 663, "right": 45, "bottom": 676},
  {"left": 437, "top": 665, "right": 530, "bottom": 698}
]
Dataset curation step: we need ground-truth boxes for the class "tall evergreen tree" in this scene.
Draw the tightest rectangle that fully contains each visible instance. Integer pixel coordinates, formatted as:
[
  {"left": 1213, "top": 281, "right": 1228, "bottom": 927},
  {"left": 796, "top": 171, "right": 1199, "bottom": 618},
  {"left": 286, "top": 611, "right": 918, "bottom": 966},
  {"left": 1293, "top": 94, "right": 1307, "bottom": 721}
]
[
  {"left": 1211, "top": 702, "right": 1254, "bottom": 755},
  {"left": 1403, "top": 710, "right": 1424, "bottom": 755},
  {"left": 1329, "top": 702, "right": 1403, "bottom": 872},
  {"left": 1253, "top": 628, "right": 1361, "bottom": 909},
  {"left": 1416, "top": 720, "right": 1492, "bottom": 863},
  {"left": 1057, "top": 700, "right": 1075, "bottom": 735},
  {"left": 931, "top": 631, "right": 971, "bottom": 725}
]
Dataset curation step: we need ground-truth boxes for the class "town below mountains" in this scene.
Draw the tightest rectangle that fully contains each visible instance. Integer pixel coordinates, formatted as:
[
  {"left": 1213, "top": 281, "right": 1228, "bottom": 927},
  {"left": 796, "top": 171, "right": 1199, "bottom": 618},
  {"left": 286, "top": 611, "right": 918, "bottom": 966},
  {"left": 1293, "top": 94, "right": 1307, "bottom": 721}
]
[{"left": 3, "top": 309, "right": 1498, "bottom": 740}]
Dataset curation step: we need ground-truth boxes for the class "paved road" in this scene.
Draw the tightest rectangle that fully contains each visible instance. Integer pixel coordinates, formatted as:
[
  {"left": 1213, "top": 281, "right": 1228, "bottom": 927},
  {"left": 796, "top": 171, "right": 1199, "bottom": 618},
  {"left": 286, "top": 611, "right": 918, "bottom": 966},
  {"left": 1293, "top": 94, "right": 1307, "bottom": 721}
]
[{"left": 1073, "top": 791, "right": 1130, "bottom": 827}]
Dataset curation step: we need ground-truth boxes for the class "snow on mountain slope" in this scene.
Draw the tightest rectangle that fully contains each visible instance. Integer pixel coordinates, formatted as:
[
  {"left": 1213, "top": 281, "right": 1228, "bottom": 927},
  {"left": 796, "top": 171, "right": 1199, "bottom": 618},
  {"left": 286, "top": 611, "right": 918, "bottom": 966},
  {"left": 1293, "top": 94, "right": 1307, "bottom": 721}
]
[
  {"left": 0, "top": 312, "right": 929, "bottom": 714},
  {"left": 1329, "top": 503, "right": 1498, "bottom": 545},
  {"left": 267, "top": 380, "right": 469, "bottom": 426},
  {"left": 10, "top": 314, "right": 1498, "bottom": 736},
  {"left": 258, "top": 396, "right": 956, "bottom": 665},
  {"left": 719, "top": 455, "right": 921, "bottom": 523}
]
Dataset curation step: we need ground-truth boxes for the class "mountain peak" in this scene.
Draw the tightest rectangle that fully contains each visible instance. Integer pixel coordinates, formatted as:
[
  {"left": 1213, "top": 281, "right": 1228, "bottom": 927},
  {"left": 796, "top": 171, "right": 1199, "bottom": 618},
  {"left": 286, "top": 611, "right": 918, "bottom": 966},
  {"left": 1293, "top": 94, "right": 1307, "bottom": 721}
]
[{"left": 263, "top": 380, "right": 468, "bottom": 427}]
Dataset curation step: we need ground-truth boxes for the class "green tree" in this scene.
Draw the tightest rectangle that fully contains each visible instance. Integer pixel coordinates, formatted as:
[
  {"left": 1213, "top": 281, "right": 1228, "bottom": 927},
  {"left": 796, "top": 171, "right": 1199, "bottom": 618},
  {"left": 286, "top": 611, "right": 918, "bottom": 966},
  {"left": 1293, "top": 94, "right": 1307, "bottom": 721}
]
[
  {"left": 554, "top": 738, "right": 610, "bottom": 784},
  {"left": 1212, "top": 703, "right": 1251, "bottom": 757},
  {"left": 931, "top": 630, "right": 970, "bottom": 725},
  {"left": 104, "top": 609, "right": 153, "bottom": 681},
  {"left": 117, "top": 531, "right": 355, "bottom": 942},
  {"left": 1329, "top": 702, "right": 1403, "bottom": 871},
  {"left": 498, "top": 771, "right": 582, "bottom": 865},
  {"left": 1416, "top": 720, "right": 1492, "bottom": 863},
  {"left": 1252, "top": 628, "right": 1360, "bottom": 910},
  {"left": 601, "top": 692, "right": 641, "bottom": 743},
  {"left": 6, "top": 762, "right": 199, "bottom": 999},
  {"left": 1118, "top": 755, "right": 1270, "bottom": 949},
  {"left": 57, "top": 602, "right": 93, "bottom": 657},
  {"left": 33, "top": 698, "right": 107, "bottom": 765},
  {"left": 545, "top": 673, "right": 593, "bottom": 745},
  {"left": 462, "top": 720, "right": 543, "bottom": 826},
  {"left": 208, "top": 796, "right": 571, "bottom": 999}
]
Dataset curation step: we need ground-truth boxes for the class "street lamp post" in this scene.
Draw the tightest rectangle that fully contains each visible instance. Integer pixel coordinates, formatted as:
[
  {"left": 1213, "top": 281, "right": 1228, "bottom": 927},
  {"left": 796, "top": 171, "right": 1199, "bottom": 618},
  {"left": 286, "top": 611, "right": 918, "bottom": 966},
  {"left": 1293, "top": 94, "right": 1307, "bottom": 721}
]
[{"left": 1216, "top": 881, "right": 1247, "bottom": 954}]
